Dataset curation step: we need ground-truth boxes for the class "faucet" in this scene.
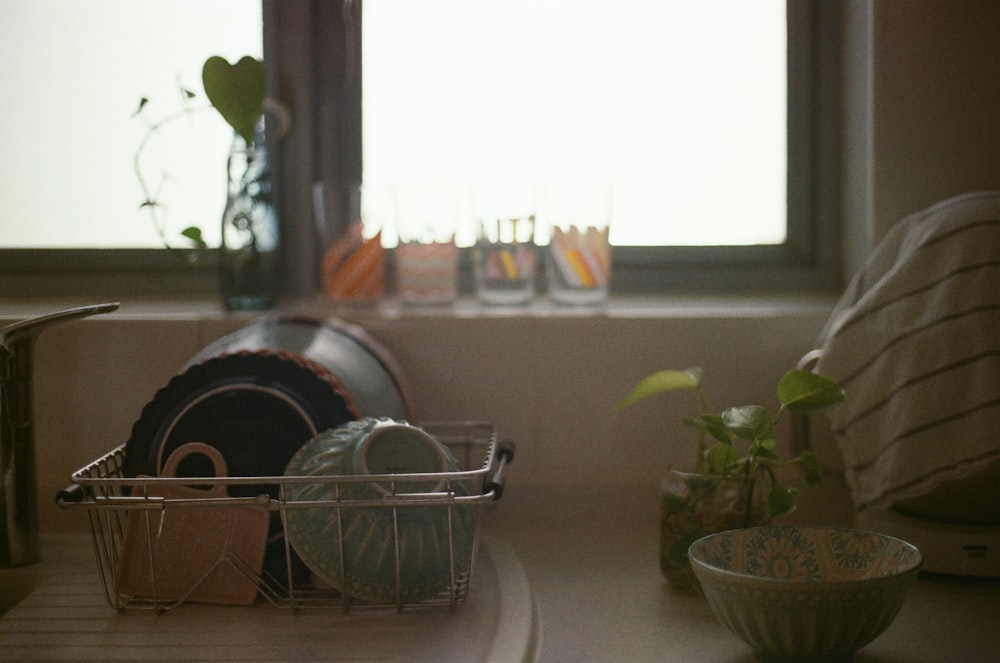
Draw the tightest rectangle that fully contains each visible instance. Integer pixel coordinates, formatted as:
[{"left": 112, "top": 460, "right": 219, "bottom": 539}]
[{"left": 1, "top": 302, "right": 119, "bottom": 567}]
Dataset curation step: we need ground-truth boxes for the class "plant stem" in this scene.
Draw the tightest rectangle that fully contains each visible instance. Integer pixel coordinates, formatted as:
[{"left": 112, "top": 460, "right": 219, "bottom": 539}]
[
  {"left": 742, "top": 464, "right": 756, "bottom": 527},
  {"left": 694, "top": 385, "right": 709, "bottom": 473},
  {"left": 133, "top": 103, "right": 212, "bottom": 259}
]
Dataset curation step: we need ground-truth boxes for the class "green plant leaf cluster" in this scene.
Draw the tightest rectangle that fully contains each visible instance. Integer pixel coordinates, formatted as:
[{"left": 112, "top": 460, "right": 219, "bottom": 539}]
[{"left": 616, "top": 367, "right": 844, "bottom": 519}]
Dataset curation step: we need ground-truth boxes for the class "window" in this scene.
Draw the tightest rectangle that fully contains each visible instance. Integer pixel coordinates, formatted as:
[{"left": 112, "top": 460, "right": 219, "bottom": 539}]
[
  {"left": 0, "top": 0, "right": 840, "bottom": 297},
  {"left": 1, "top": 0, "right": 262, "bottom": 249},
  {"left": 363, "top": 0, "right": 787, "bottom": 248}
]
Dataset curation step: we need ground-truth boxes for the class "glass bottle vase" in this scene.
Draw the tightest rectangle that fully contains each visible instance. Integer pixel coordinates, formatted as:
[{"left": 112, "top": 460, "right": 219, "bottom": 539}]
[{"left": 219, "top": 122, "right": 279, "bottom": 310}]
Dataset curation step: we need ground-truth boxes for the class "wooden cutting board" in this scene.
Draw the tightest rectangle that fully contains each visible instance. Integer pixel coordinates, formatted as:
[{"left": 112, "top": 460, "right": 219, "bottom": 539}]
[{"left": 117, "top": 442, "right": 270, "bottom": 606}]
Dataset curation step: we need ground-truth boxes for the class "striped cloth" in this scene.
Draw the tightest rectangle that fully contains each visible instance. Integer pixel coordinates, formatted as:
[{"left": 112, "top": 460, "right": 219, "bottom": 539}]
[{"left": 815, "top": 191, "right": 1000, "bottom": 512}]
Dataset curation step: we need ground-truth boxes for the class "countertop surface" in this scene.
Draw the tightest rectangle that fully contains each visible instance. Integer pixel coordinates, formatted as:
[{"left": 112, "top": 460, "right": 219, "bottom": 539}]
[
  {"left": 0, "top": 533, "right": 537, "bottom": 663},
  {"left": 491, "top": 472, "right": 1000, "bottom": 663},
  {"left": 3, "top": 474, "right": 1000, "bottom": 662}
]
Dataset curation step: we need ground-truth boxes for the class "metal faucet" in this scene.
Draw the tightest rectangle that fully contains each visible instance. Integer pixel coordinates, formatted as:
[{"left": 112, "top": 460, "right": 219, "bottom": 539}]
[{"left": 1, "top": 302, "right": 119, "bottom": 567}]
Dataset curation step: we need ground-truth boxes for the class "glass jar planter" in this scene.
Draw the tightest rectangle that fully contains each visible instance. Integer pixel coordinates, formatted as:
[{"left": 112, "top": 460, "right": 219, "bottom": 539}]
[{"left": 659, "top": 468, "right": 771, "bottom": 591}]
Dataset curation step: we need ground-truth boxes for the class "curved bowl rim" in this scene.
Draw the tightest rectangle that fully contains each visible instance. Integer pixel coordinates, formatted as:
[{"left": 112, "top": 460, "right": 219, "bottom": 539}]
[
  {"left": 354, "top": 419, "right": 451, "bottom": 495},
  {"left": 688, "top": 525, "right": 924, "bottom": 587}
]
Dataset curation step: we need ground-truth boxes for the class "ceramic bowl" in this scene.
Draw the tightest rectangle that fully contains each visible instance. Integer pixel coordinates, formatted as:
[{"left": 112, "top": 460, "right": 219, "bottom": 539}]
[
  {"left": 283, "top": 418, "right": 475, "bottom": 604},
  {"left": 688, "top": 526, "right": 922, "bottom": 659}
]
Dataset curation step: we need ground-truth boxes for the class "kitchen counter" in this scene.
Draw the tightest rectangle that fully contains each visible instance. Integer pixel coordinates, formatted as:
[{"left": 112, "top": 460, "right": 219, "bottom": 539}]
[
  {"left": 2, "top": 474, "right": 999, "bottom": 662},
  {"left": 490, "top": 471, "right": 1000, "bottom": 663},
  {"left": 0, "top": 532, "right": 537, "bottom": 663}
]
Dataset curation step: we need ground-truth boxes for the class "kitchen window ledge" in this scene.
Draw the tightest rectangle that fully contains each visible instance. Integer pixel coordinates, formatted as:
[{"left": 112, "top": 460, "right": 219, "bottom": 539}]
[{"left": 0, "top": 292, "right": 839, "bottom": 322}]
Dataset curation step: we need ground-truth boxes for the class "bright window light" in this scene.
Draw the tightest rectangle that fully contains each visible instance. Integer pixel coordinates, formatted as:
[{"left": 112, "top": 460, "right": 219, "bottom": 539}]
[
  {"left": 1, "top": 1, "right": 784, "bottom": 251},
  {"left": 0, "top": 0, "right": 262, "bottom": 248},
  {"left": 363, "top": 0, "right": 787, "bottom": 247}
]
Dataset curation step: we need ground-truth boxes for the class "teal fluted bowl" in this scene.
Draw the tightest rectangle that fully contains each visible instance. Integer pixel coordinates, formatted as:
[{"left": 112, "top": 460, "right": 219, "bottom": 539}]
[{"left": 283, "top": 417, "right": 474, "bottom": 603}]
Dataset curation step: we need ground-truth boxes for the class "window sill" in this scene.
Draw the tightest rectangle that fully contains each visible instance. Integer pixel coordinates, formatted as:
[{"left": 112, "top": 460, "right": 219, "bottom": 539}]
[{"left": 1, "top": 292, "right": 839, "bottom": 324}]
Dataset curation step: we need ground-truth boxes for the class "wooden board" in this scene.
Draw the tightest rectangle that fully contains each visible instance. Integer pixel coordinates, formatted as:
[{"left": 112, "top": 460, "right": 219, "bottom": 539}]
[{"left": 116, "top": 443, "right": 269, "bottom": 606}]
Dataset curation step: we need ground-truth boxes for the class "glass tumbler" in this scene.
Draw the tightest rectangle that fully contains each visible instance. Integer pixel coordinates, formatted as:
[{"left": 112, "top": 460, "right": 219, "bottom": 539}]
[
  {"left": 392, "top": 185, "right": 460, "bottom": 305},
  {"left": 545, "top": 184, "right": 612, "bottom": 305},
  {"left": 474, "top": 185, "right": 538, "bottom": 305}
]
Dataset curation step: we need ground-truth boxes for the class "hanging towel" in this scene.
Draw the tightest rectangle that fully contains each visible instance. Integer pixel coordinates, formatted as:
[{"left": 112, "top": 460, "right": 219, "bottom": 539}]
[{"left": 815, "top": 191, "right": 1000, "bottom": 512}]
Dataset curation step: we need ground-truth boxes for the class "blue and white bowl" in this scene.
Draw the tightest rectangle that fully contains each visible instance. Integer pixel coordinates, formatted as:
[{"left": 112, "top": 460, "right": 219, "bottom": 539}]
[{"left": 688, "top": 526, "right": 922, "bottom": 659}]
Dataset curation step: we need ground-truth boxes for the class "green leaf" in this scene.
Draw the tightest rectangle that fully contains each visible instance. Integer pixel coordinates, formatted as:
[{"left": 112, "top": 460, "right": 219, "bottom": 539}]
[
  {"left": 180, "top": 226, "right": 207, "bottom": 249},
  {"left": 684, "top": 413, "right": 733, "bottom": 443},
  {"left": 777, "top": 369, "right": 845, "bottom": 415},
  {"left": 132, "top": 97, "right": 149, "bottom": 117},
  {"left": 614, "top": 368, "right": 702, "bottom": 412},
  {"left": 202, "top": 55, "right": 266, "bottom": 145},
  {"left": 753, "top": 445, "right": 779, "bottom": 461},
  {"left": 799, "top": 450, "right": 823, "bottom": 486},
  {"left": 704, "top": 442, "right": 739, "bottom": 474},
  {"left": 722, "top": 405, "right": 772, "bottom": 441},
  {"left": 766, "top": 486, "right": 797, "bottom": 518},
  {"left": 702, "top": 413, "right": 732, "bottom": 443}
]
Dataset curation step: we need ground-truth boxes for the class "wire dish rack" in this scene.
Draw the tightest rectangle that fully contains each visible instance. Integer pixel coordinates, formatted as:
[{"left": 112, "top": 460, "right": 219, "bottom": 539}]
[{"left": 57, "top": 421, "right": 512, "bottom": 614}]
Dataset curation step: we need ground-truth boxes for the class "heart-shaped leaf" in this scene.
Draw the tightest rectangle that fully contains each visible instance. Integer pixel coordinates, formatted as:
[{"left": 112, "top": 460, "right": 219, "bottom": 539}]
[{"left": 202, "top": 55, "right": 265, "bottom": 145}]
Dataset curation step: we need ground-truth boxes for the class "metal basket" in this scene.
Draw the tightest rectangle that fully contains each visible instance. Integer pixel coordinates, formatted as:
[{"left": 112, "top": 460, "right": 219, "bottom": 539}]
[{"left": 57, "top": 421, "right": 512, "bottom": 614}]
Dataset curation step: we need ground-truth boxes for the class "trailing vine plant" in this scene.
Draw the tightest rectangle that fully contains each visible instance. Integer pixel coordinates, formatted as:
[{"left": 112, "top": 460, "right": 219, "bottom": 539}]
[
  {"left": 132, "top": 85, "right": 212, "bottom": 260},
  {"left": 132, "top": 55, "right": 277, "bottom": 262}
]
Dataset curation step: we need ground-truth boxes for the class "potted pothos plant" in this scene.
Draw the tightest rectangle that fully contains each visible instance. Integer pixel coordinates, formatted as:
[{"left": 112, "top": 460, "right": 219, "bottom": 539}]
[{"left": 615, "top": 367, "right": 845, "bottom": 590}]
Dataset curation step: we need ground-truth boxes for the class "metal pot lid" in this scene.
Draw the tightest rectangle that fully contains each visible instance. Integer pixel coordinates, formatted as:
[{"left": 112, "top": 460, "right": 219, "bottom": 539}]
[{"left": 189, "top": 316, "right": 411, "bottom": 421}]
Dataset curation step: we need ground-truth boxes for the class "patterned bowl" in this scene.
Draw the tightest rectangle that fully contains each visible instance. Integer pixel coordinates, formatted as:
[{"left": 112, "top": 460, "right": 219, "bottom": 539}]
[{"left": 688, "top": 526, "right": 922, "bottom": 659}]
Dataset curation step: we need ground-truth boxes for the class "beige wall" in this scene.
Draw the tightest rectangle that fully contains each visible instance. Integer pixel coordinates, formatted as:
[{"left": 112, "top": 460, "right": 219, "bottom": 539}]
[
  {"left": 4, "top": 297, "right": 833, "bottom": 535},
  {"left": 844, "top": 0, "right": 1000, "bottom": 260}
]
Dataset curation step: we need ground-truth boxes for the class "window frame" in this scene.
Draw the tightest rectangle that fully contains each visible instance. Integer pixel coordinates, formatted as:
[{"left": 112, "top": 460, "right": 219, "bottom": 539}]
[{"left": 0, "top": 0, "right": 841, "bottom": 299}]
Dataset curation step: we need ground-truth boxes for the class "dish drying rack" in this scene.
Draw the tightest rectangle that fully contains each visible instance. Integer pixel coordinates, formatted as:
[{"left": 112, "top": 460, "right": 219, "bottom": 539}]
[{"left": 57, "top": 421, "right": 513, "bottom": 614}]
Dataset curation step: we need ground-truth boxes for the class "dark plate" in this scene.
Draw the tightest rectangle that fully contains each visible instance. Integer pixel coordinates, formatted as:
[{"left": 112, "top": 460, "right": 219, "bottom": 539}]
[
  {"left": 123, "top": 350, "right": 360, "bottom": 495},
  {"left": 123, "top": 350, "right": 361, "bottom": 586}
]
